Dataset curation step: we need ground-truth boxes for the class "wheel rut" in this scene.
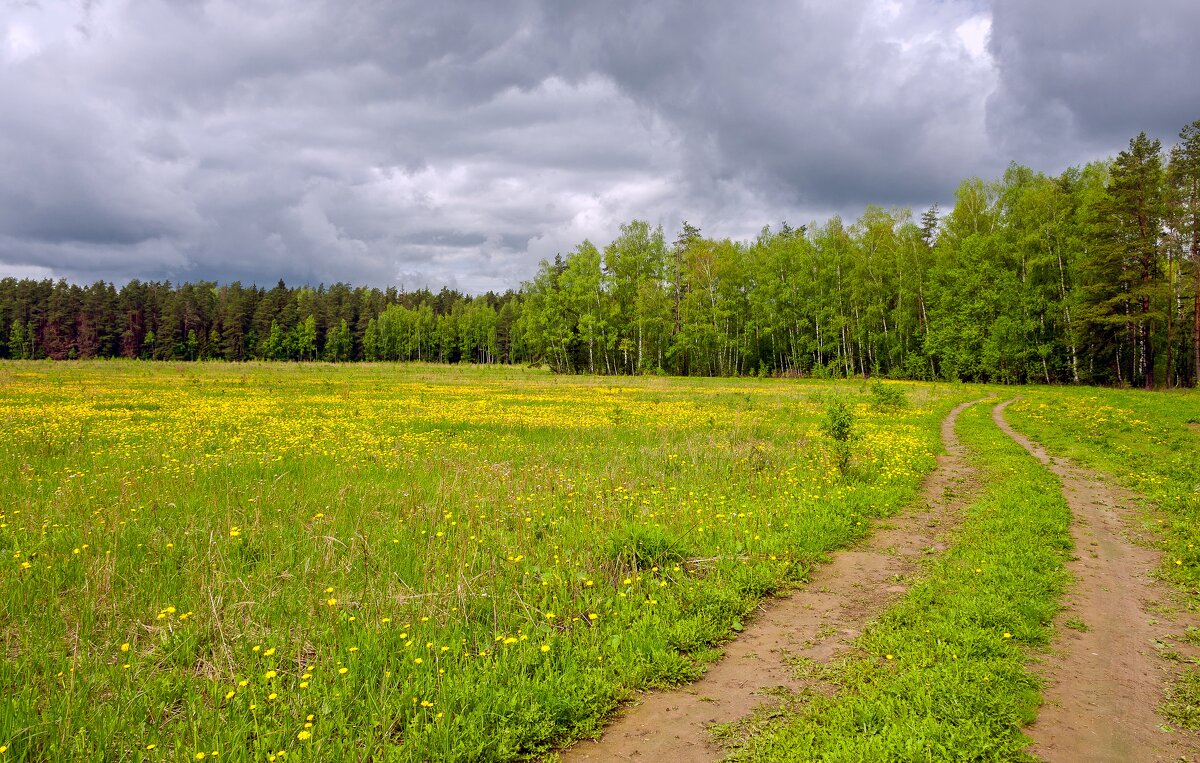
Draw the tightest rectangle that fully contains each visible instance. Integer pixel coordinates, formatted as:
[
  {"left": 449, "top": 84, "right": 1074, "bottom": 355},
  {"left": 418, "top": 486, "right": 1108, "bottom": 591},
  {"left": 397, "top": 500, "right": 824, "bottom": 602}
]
[
  {"left": 993, "top": 399, "right": 1200, "bottom": 763},
  {"left": 558, "top": 398, "right": 987, "bottom": 762}
]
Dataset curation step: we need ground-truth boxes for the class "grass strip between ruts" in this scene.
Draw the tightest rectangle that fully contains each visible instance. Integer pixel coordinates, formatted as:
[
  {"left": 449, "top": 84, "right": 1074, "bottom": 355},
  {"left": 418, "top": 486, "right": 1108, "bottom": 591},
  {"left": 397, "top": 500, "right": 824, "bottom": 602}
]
[{"left": 729, "top": 401, "right": 1073, "bottom": 761}]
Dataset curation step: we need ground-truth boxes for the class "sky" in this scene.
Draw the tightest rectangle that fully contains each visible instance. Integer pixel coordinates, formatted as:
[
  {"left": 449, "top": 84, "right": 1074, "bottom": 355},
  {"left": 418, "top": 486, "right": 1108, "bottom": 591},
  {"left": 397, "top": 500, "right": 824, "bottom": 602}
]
[{"left": 2, "top": 1, "right": 1198, "bottom": 293}]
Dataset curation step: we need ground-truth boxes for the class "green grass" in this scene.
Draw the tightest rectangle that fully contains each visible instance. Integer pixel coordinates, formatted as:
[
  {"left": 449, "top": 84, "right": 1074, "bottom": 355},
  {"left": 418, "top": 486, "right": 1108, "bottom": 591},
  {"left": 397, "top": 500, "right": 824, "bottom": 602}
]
[
  {"left": 728, "top": 400, "right": 1073, "bottom": 762},
  {"left": 0, "top": 362, "right": 975, "bottom": 761}
]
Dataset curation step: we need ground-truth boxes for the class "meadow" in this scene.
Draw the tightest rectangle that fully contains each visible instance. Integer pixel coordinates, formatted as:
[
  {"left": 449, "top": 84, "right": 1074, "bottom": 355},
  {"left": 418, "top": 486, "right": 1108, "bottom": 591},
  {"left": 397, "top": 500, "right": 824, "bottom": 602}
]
[{"left": 0, "top": 362, "right": 976, "bottom": 761}]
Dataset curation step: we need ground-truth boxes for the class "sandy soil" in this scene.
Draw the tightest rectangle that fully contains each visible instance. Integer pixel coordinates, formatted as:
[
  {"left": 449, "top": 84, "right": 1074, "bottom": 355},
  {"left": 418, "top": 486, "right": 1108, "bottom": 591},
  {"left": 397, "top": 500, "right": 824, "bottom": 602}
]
[
  {"left": 993, "top": 399, "right": 1200, "bottom": 763},
  {"left": 557, "top": 398, "right": 987, "bottom": 762}
]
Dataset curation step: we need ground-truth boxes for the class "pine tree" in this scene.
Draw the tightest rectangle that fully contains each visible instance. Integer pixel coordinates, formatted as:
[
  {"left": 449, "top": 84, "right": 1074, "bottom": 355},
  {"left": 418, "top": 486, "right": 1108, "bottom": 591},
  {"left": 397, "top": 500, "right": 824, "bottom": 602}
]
[{"left": 1171, "top": 120, "right": 1200, "bottom": 386}]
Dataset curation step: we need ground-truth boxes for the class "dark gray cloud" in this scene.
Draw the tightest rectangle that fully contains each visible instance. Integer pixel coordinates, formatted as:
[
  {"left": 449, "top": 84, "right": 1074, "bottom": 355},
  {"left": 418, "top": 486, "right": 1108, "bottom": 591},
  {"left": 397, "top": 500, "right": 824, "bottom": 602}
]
[
  {"left": 0, "top": 0, "right": 1194, "bottom": 292},
  {"left": 987, "top": 0, "right": 1200, "bottom": 166}
]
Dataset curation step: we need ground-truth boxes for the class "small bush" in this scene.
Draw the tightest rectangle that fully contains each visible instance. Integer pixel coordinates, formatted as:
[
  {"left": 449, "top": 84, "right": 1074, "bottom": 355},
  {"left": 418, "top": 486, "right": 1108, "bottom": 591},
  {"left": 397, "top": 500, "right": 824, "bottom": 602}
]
[
  {"left": 869, "top": 380, "right": 908, "bottom": 410},
  {"left": 821, "top": 400, "right": 854, "bottom": 443},
  {"left": 821, "top": 399, "right": 855, "bottom": 473}
]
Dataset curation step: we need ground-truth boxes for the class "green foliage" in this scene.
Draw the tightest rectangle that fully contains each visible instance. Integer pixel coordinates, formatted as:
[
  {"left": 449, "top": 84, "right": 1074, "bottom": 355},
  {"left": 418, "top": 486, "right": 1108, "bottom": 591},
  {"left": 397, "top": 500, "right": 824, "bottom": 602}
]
[
  {"left": 821, "top": 400, "right": 854, "bottom": 443},
  {"left": 869, "top": 380, "right": 909, "bottom": 410},
  {"left": 821, "top": 399, "right": 855, "bottom": 473}
]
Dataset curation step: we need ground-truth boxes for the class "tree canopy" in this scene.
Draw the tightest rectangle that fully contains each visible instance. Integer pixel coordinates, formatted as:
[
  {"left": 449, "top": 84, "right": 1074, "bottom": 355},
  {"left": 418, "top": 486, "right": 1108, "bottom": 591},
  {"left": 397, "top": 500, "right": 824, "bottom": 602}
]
[{"left": 3, "top": 123, "right": 1199, "bottom": 387}]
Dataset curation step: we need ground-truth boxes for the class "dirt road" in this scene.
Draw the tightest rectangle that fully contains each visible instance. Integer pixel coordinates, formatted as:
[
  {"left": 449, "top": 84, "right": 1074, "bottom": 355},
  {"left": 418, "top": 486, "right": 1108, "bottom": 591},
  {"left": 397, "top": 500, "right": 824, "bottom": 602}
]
[{"left": 994, "top": 399, "right": 1200, "bottom": 763}]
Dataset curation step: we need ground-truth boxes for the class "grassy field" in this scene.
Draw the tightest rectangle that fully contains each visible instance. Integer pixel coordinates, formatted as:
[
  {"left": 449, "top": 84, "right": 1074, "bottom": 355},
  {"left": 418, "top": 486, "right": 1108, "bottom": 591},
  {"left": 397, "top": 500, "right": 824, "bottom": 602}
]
[{"left": 0, "top": 362, "right": 976, "bottom": 761}]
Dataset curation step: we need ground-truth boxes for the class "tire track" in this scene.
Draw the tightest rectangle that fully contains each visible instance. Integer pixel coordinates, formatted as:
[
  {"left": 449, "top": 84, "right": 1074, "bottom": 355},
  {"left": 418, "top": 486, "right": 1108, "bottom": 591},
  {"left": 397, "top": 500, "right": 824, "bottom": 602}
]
[
  {"left": 993, "top": 399, "right": 1200, "bottom": 763},
  {"left": 558, "top": 398, "right": 987, "bottom": 762}
]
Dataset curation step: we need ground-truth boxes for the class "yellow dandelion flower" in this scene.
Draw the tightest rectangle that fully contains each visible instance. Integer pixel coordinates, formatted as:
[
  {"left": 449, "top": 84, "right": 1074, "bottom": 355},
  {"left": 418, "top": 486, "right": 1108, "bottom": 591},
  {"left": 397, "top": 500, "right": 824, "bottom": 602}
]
[{"left": 297, "top": 731, "right": 312, "bottom": 741}]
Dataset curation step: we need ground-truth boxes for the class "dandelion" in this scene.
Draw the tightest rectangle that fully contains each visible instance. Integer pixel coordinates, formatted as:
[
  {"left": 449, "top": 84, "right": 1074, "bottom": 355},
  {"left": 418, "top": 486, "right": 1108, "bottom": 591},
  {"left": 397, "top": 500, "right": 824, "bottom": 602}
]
[
  {"left": 120, "top": 642, "right": 131, "bottom": 652},
  {"left": 338, "top": 667, "right": 348, "bottom": 674},
  {"left": 326, "top": 598, "right": 337, "bottom": 607},
  {"left": 541, "top": 644, "right": 551, "bottom": 653},
  {"left": 297, "top": 731, "right": 312, "bottom": 741}
]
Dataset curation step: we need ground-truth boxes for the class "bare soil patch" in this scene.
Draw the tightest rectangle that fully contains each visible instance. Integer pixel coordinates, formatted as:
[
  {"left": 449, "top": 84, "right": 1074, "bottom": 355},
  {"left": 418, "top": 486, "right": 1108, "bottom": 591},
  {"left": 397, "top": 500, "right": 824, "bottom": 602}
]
[
  {"left": 558, "top": 399, "right": 986, "bottom": 762},
  {"left": 993, "top": 400, "right": 1200, "bottom": 763}
]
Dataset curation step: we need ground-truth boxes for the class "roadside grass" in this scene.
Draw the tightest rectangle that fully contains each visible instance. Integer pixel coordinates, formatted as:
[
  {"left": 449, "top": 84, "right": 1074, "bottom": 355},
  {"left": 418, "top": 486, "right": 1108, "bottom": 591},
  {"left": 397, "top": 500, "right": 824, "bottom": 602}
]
[
  {"left": 727, "top": 400, "right": 1073, "bottom": 762},
  {"left": 1004, "top": 387, "right": 1200, "bottom": 731},
  {"left": 0, "top": 361, "right": 974, "bottom": 761}
]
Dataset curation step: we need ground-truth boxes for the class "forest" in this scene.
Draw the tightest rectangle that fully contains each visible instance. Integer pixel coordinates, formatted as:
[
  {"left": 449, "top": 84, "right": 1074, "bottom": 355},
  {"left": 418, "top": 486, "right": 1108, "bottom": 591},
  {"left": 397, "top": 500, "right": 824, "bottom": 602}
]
[{"left": 2, "top": 122, "right": 1198, "bottom": 387}]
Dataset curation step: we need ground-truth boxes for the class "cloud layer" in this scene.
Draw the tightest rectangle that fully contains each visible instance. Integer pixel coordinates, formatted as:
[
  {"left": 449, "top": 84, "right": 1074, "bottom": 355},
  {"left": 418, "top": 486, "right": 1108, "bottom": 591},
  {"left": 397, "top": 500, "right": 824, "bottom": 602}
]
[{"left": 1, "top": 0, "right": 1195, "bottom": 291}]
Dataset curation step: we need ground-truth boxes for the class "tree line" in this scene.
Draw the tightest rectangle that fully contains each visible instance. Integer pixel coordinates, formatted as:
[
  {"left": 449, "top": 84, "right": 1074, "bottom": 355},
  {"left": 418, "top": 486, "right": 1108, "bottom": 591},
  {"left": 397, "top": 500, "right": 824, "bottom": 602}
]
[{"left": 2, "top": 121, "right": 1198, "bottom": 387}]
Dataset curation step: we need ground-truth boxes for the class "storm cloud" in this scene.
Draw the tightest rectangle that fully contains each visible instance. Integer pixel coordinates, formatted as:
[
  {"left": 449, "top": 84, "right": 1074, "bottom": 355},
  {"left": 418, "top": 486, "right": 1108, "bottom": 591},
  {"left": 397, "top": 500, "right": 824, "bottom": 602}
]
[{"left": 0, "top": 0, "right": 1194, "bottom": 292}]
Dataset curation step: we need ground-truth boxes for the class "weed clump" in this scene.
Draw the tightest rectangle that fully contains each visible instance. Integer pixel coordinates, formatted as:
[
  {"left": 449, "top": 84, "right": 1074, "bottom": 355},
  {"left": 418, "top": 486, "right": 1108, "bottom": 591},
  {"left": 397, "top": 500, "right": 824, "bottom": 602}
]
[{"left": 607, "top": 524, "right": 688, "bottom": 572}]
